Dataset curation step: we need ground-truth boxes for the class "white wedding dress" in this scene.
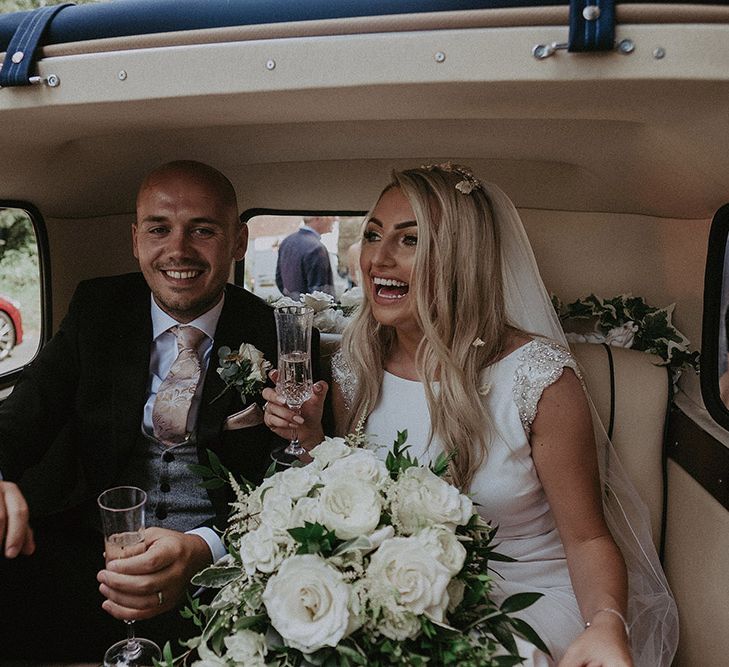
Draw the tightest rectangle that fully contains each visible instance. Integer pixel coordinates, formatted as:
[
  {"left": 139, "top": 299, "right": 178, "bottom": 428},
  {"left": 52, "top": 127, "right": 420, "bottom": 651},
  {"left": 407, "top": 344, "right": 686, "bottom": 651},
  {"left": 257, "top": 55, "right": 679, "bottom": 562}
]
[
  {"left": 331, "top": 179, "right": 677, "bottom": 665},
  {"left": 336, "top": 338, "right": 584, "bottom": 665}
]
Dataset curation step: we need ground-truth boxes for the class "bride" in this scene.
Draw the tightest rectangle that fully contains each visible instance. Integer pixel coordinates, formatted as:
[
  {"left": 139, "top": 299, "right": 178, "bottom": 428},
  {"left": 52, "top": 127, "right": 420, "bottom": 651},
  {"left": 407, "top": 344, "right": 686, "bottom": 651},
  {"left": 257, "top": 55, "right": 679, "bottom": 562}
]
[{"left": 262, "top": 163, "right": 678, "bottom": 666}]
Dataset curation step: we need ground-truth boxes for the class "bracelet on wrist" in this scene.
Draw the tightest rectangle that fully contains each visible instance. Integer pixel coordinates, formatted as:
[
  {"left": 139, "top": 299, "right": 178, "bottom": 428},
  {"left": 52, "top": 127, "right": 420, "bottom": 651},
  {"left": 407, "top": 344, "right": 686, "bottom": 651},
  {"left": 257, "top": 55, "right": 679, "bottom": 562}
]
[{"left": 584, "top": 607, "right": 630, "bottom": 638}]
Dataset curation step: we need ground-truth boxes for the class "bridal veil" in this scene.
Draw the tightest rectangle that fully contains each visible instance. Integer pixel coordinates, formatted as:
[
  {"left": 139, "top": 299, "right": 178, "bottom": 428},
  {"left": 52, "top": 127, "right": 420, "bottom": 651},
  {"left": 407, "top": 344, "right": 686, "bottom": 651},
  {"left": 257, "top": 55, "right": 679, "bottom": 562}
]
[{"left": 489, "top": 181, "right": 679, "bottom": 667}]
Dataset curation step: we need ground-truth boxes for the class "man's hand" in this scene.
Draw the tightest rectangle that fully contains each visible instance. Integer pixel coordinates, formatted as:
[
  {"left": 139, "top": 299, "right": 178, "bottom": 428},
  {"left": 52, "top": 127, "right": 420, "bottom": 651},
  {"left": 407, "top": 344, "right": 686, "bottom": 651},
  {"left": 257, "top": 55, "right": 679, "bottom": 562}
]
[
  {"left": 97, "top": 527, "right": 211, "bottom": 620},
  {"left": 0, "top": 481, "right": 35, "bottom": 559}
]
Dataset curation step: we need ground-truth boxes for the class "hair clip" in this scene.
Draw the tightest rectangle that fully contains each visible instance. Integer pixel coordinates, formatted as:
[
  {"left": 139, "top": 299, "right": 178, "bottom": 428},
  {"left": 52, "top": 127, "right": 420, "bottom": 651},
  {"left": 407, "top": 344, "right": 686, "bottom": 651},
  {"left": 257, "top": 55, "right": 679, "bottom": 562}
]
[{"left": 421, "top": 161, "right": 483, "bottom": 195}]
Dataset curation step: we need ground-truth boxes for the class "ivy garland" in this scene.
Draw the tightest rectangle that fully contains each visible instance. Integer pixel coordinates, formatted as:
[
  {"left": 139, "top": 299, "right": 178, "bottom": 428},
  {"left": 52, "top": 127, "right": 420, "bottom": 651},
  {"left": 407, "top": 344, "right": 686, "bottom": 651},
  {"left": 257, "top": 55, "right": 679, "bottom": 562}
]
[{"left": 552, "top": 293, "right": 700, "bottom": 386}]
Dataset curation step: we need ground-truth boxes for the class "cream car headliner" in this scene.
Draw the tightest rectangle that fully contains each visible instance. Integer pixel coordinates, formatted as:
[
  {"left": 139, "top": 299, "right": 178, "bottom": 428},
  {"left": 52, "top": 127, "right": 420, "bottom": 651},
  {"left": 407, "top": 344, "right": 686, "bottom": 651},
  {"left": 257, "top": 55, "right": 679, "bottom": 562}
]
[{"left": 0, "top": 4, "right": 726, "bottom": 220}]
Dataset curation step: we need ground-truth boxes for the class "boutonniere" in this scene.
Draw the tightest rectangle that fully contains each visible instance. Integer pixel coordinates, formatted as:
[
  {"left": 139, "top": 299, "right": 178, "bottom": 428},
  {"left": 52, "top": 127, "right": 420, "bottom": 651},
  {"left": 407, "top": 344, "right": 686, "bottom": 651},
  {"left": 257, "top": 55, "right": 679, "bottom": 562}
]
[{"left": 211, "top": 343, "right": 272, "bottom": 404}]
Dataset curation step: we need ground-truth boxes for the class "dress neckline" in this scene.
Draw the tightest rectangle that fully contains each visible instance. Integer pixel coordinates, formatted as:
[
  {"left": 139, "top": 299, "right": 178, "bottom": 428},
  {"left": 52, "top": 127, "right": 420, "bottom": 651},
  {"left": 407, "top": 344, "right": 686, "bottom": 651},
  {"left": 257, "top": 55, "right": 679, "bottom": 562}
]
[{"left": 382, "top": 338, "right": 538, "bottom": 383}]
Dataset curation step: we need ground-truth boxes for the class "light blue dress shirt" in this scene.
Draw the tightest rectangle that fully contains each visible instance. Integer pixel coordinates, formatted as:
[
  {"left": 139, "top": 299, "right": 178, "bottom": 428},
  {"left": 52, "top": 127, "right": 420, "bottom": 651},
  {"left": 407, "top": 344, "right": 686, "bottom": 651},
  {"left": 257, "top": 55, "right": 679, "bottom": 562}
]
[{"left": 145, "top": 295, "right": 226, "bottom": 563}]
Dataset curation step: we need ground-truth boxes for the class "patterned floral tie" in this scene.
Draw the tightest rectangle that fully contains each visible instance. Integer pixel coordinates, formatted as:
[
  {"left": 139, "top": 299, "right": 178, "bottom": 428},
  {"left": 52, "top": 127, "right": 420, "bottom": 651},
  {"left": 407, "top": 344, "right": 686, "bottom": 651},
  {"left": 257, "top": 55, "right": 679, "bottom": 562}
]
[{"left": 152, "top": 325, "right": 207, "bottom": 445}]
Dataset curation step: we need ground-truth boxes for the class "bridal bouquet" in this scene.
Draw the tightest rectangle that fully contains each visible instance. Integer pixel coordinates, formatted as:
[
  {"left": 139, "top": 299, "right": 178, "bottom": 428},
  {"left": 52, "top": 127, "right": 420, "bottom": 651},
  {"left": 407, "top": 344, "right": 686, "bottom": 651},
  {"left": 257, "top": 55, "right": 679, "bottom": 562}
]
[{"left": 171, "top": 434, "right": 546, "bottom": 666}]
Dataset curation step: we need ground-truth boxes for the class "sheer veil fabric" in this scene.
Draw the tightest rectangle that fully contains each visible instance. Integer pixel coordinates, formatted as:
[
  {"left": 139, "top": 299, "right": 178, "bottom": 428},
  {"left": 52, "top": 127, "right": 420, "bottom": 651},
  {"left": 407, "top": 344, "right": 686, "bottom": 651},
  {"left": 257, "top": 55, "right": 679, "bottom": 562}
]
[{"left": 489, "top": 182, "right": 679, "bottom": 666}]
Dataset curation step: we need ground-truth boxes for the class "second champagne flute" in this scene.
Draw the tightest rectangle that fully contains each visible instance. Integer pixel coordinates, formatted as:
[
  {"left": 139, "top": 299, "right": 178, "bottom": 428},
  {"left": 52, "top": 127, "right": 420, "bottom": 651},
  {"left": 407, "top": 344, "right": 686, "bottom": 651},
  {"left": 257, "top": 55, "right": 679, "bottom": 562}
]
[
  {"left": 273, "top": 305, "right": 314, "bottom": 459},
  {"left": 98, "top": 486, "right": 162, "bottom": 667}
]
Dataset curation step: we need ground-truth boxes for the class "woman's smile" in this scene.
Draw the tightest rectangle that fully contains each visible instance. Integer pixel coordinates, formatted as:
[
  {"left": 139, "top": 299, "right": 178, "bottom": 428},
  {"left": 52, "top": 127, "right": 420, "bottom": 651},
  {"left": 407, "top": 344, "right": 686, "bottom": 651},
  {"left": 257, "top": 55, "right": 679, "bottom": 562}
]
[
  {"left": 360, "top": 187, "right": 419, "bottom": 331},
  {"left": 372, "top": 276, "right": 410, "bottom": 300}
]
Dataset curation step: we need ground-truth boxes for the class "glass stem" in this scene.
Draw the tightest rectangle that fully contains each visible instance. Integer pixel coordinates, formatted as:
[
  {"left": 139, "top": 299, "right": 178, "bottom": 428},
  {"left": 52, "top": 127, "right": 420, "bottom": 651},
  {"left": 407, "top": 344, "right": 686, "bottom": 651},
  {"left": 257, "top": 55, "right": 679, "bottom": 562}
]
[
  {"left": 125, "top": 619, "right": 140, "bottom": 654},
  {"left": 290, "top": 407, "right": 300, "bottom": 448}
]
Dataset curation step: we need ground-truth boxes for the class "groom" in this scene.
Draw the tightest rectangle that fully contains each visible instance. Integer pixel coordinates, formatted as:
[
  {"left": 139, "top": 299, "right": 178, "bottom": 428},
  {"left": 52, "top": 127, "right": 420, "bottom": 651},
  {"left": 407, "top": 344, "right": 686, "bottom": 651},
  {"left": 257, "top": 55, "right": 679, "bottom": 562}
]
[{"left": 0, "top": 161, "right": 325, "bottom": 659}]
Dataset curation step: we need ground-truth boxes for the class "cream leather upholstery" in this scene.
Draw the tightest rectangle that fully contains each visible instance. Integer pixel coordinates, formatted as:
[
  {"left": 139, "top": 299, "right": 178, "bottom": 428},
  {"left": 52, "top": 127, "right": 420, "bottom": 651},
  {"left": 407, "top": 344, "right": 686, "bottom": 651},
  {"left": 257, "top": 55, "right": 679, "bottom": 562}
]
[
  {"left": 319, "top": 336, "right": 670, "bottom": 550},
  {"left": 572, "top": 343, "right": 670, "bottom": 551}
]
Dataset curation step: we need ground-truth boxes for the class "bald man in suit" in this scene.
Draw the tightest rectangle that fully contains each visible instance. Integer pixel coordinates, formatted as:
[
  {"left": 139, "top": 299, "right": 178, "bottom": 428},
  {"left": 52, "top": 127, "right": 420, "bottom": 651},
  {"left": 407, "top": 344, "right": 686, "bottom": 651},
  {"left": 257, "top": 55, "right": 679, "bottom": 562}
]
[{"left": 0, "top": 161, "right": 326, "bottom": 659}]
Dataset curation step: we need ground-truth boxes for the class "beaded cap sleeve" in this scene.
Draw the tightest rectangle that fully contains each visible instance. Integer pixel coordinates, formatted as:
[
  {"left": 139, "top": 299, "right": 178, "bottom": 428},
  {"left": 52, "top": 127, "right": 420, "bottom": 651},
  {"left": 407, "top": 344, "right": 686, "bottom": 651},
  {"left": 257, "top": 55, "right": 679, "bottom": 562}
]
[
  {"left": 513, "top": 338, "right": 582, "bottom": 435},
  {"left": 331, "top": 350, "right": 356, "bottom": 410}
]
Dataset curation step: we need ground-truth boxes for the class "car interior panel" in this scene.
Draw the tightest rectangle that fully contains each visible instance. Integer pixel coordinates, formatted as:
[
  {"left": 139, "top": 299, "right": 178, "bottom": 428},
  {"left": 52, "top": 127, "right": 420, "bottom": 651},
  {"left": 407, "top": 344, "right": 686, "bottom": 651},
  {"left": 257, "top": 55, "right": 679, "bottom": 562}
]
[{"left": 0, "top": 1, "right": 728, "bottom": 664}]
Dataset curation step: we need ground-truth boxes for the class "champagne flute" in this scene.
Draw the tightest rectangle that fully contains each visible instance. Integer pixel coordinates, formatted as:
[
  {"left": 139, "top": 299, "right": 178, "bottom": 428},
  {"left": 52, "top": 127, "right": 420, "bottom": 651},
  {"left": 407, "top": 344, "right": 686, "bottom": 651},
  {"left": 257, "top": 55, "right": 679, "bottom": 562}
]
[
  {"left": 98, "top": 486, "right": 162, "bottom": 667},
  {"left": 272, "top": 305, "right": 314, "bottom": 460}
]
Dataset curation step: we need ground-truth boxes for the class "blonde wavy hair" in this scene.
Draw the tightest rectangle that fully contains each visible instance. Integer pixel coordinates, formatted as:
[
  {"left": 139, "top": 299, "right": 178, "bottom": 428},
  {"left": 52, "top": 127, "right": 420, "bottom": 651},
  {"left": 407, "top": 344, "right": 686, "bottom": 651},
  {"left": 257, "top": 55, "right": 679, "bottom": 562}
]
[{"left": 343, "top": 165, "right": 513, "bottom": 490}]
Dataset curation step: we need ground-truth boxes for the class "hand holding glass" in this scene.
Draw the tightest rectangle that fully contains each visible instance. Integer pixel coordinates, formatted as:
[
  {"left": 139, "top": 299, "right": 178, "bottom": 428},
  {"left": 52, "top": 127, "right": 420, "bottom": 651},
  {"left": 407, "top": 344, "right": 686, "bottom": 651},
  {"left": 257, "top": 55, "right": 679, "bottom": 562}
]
[
  {"left": 274, "top": 305, "right": 314, "bottom": 458},
  {"left": 98, "top": 486, "right": 162, "bottom": 667}
]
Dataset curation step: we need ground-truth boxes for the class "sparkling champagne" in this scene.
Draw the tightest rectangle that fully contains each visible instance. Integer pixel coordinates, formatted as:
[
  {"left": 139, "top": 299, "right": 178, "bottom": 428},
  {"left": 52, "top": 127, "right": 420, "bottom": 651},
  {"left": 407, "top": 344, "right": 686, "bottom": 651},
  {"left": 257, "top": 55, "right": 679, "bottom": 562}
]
[
  {"left": 105, "top": 530, "right": 145, "bottom": 563},
  {"left": 280, "top": 351, "right": 313, "bottom": 407}
]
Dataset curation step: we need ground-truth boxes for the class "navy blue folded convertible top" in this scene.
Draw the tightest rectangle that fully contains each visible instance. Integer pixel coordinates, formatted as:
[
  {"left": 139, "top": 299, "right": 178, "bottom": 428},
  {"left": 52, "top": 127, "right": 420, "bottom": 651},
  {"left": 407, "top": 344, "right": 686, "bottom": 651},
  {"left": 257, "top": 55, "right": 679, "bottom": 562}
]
[{"left": 0, "top": 0, "right": 721, "bottom": 53}]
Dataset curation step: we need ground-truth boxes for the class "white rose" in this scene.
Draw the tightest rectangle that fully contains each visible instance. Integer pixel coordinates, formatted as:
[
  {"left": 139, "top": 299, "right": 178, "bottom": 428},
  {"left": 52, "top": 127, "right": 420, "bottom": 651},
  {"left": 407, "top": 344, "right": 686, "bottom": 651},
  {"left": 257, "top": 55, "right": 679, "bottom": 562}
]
[
  {"left": 389, "top": 466, "right": 473, "bottom": 534},
  {"left": 339, "top": 286, "right": 363, "bottom": 308},
  {"left": 272, "top": 296, "right": 299, "bottom": 309},
  {"left": 366, "top": 535, "right": 452, "bottom": 622},
  {"left": 290, "top": 495, "right": 322, "bottom": 527},
  {"left": 606, "top": 321, "right": 639, "bottom": 348},
  {"left": 259, "top": 487, "right": 295, "bottom": 531},
  {"left": 319, "top": 448, "right": 390, "bottom": 488},
  {"left": 309, "top": 436, "right": 352, "bottom": 468},
  {"left": 317, "top": 476, "right": 382, "bottom": 540},
  {"left": 417, "top": 526, "right": 467, "bottom": 576},
  {"left": 313, "top": 308, "right": 348, "bottom": 334},
  {"left": 246, "top": 366, "right": 264, "bottom": 383},
  {"left": 262, "top": 554, "right": 351, "bottom": 653},
  {"left": 565, "top": 331, "right": 606, "bottom": 345},
  {"left": 301, "top": 291, "right": 335, "bottom": 312},
  {"left": 224, "top": 629, "right": 268, "bottom": 666},
  {"left": 239, "top": 523, "right": 293, "bottom": 575},
  {"left": 274, "top": 465, "right": 319, "bottom": 501},
  {"left": 238, "top": 343, "right": 270, "bottom": 382}
]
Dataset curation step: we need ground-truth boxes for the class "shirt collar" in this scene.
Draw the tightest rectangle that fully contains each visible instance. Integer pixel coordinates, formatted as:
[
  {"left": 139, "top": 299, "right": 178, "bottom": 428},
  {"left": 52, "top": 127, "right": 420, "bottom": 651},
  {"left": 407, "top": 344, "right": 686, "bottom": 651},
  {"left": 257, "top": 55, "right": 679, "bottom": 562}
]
[
  {"left": 301, "top": 224, "right": 320, "bottom": 239},
  {"left": 150, "top": 294, "right": 225, "bottom": 342}
]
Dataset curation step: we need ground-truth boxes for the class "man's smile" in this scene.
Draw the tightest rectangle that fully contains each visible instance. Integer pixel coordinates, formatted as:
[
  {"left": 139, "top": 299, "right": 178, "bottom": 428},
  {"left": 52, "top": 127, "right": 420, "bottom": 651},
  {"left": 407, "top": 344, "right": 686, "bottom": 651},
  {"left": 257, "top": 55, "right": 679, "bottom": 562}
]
[{"left": 161, "top": 269, "right": 204, "bottom": 281}]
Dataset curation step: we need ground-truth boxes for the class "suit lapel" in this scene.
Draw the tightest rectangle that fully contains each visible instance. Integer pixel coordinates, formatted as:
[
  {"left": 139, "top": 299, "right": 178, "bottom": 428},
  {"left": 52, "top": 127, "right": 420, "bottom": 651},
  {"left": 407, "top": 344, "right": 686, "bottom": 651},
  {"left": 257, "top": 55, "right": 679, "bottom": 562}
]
[
  {"left": 197, "top": 290, "right": 254, "bottom": 448},
  {"left": 110, "top": 287, "right": 152, "bottom": 460}
]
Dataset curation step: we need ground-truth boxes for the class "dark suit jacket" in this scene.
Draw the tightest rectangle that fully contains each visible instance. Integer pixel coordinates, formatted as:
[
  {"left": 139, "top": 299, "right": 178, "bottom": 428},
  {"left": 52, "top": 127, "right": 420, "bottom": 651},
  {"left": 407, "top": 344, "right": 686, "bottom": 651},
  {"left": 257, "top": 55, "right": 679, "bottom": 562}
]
[
  {"left": 0, "top": 273, "right": 292, "bottom": 527},
  {"left": 275, "top": 227, "right": 334, "bottom": 298}
]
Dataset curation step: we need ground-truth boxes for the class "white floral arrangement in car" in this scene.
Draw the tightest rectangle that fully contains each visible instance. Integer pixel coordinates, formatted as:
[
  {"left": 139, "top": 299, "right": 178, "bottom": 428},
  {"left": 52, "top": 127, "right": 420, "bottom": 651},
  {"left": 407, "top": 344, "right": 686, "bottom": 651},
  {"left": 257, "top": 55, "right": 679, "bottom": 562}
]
[
  {"left": 552, "top": 293, "right": 700, "bottom": 387},
  {"left": 273, "top": 288, "right": 363, "bottom": 334},
  {"left": 165, "top": 433, "right": 546, "bottom": 666}
]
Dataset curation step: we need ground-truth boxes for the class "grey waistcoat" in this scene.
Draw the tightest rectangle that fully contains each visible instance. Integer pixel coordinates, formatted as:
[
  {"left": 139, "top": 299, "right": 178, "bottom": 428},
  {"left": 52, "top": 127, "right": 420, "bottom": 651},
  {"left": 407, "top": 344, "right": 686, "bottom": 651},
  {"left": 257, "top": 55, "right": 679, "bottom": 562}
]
[{"left": 117, "top": 431, "right": 215, "bottom": 532}]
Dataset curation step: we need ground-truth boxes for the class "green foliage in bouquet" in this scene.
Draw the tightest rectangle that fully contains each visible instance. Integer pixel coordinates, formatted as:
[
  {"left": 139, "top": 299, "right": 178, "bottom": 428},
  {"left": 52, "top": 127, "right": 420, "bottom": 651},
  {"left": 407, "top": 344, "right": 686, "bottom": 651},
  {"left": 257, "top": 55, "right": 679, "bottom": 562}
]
[
  {"left": 159, "top": 433, "right": 548, "bottom": 666},
  {"left": 552, "top": 293, "right": 699, "bottom": 386}
]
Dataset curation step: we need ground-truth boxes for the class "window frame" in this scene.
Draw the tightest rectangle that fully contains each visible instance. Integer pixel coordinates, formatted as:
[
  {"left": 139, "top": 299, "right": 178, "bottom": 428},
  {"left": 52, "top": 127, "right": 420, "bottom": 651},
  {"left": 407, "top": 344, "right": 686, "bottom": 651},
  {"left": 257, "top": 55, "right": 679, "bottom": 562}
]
[
  {"left": 700, "top": 203, "right": 729, "bottom": 430},
  {"left": 0, "top": 200, "right": 52, "bottom": 391},
  {"left": 237, "top": 208, "right": 366, "bottom": 289}
]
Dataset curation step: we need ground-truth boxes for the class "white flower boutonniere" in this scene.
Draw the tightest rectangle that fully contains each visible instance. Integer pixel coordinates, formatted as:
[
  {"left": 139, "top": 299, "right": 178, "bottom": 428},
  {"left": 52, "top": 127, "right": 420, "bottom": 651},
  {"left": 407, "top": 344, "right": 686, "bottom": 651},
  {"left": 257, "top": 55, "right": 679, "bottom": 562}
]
[{"left": 211, "top": 343, "right": 271, "bottom": 404}]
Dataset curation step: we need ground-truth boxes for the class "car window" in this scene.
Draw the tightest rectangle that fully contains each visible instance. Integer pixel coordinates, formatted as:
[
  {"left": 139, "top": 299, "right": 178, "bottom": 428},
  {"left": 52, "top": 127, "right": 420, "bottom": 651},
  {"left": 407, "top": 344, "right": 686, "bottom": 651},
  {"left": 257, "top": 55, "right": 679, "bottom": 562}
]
[
  {"left": 0, "top": 206, "right": 44, "bottom": 382},
  {"left": 700, "top": 203, "right": 729, "bottom": 430},
  {"left": 238, "top": 212, "right": 365, "bottom": 301}
]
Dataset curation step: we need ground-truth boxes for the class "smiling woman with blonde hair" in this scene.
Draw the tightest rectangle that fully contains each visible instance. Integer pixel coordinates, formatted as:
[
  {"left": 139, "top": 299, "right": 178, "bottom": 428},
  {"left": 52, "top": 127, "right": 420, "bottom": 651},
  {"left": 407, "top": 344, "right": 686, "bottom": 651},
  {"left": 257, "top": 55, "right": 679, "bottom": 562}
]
[
  {"left": 341, "top": 166, "right": 508, "bottom": 490},
  {"left": 262, "top": 163, "right": 677, "bottom": 666}
]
